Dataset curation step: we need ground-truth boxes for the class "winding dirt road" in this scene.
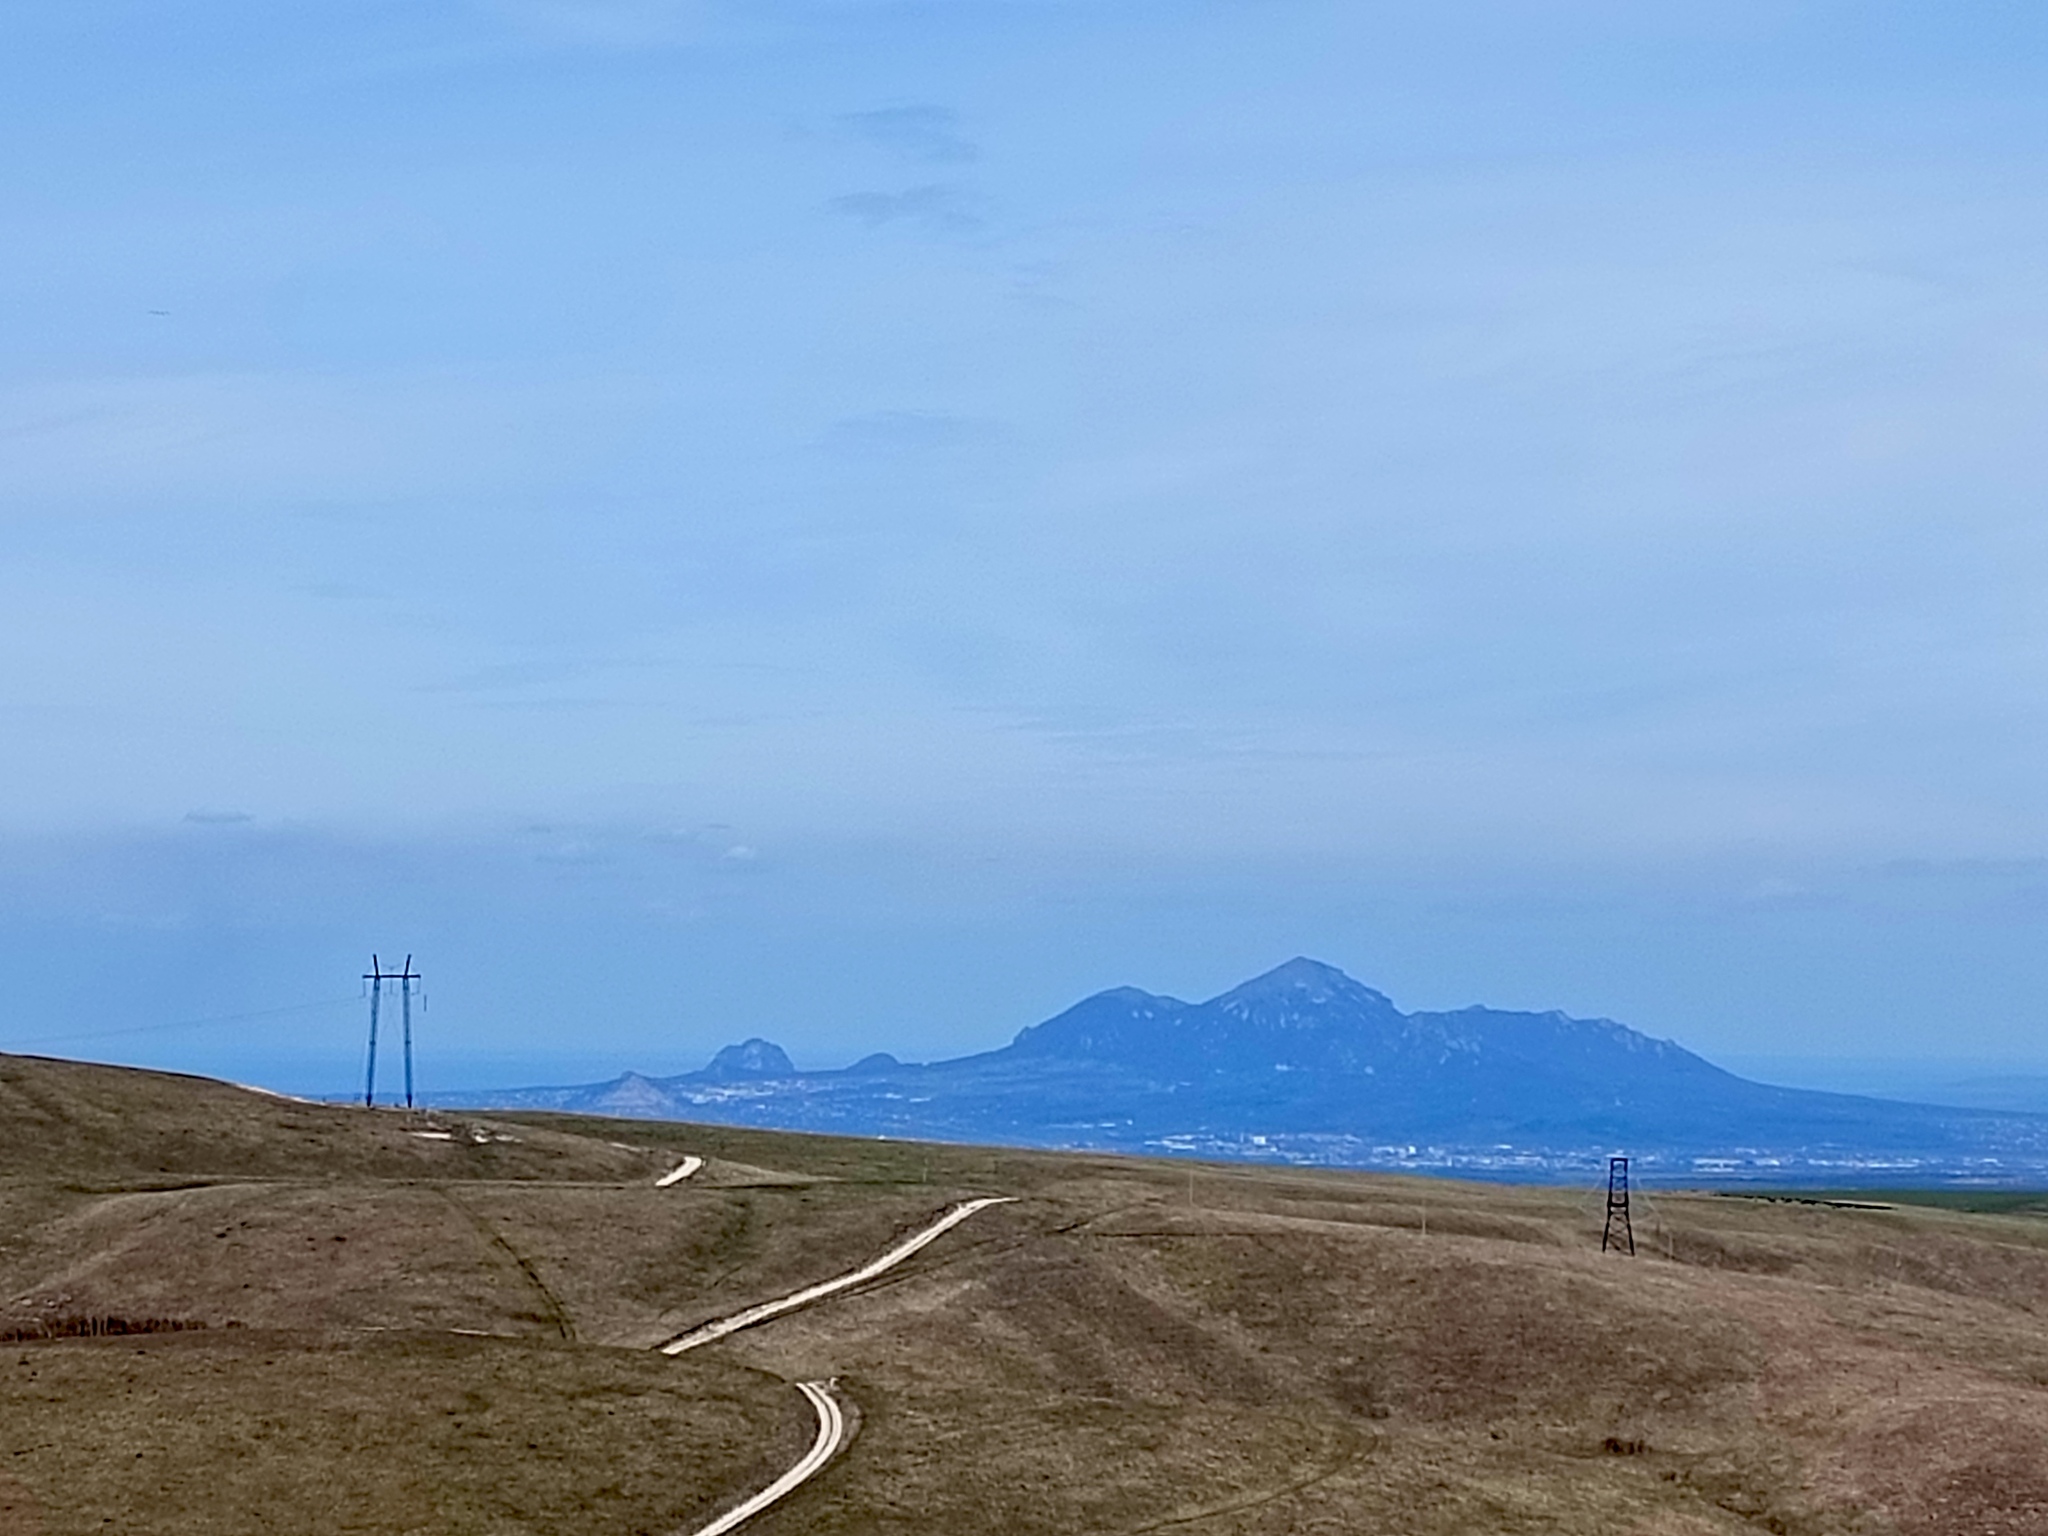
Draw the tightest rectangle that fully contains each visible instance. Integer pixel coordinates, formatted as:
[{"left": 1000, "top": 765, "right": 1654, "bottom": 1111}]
[
  {"left": 662, "top": 1196, "right": 1016, "bottom": 1533},
  {"left": 657, "top": 1156, "right": 704, "bottom": 1187},
  {"left": 661, "top": 1197, "right": 1016, "bottom": 1356},
  {"left": 681, "top": 1380, "right": 847, "bottom": 1536}
]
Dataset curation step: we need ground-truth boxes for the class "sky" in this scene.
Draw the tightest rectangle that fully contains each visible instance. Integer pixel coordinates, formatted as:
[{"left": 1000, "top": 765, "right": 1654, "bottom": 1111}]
[{"left": 4, "top": 1, "right": 2048, "bottom": 1095}]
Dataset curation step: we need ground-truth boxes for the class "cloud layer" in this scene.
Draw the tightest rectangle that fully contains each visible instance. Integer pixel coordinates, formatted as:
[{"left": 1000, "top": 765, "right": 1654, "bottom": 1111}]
[{"left": 4, "top": 1, "right": 2048, "bottom": 1082}]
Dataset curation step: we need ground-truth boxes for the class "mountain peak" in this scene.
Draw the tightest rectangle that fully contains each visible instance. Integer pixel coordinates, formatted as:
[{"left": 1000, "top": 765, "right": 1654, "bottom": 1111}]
[
  {"left": 1004, "top": 984, "right": 1186, "bottom": 1058},
  {"left": 702, "top": 1037, "right": 795, "bottom": 1080},
  {"left": 442, "top": 958, "right": 2005, "bottom": 1179},
  {"left": 1210, "top": 957, "right": 1389, "bottom": 1009}
]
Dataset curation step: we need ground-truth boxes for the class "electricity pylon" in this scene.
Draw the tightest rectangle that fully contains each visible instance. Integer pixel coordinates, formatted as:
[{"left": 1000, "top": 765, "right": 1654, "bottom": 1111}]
[
  {"left": 363, "top": 954, "right": 420, "bottom": 1109},
  {"left": 1601, "top": 1155, "right": 1635, "bottom": 1255}
]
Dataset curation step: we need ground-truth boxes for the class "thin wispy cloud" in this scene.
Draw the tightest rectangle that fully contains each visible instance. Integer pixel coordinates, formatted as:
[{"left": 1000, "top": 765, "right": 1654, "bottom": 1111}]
[
  {"left": 838, "top": 105, "right": 978, "bottom": 164},
  {"left": 828, "top": 184, "right": 983, "bottom": 232}
]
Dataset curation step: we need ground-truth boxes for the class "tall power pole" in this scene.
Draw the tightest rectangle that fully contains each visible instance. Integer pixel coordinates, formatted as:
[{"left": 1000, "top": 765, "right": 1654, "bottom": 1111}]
[
  {"left": 363, "top": 954, "right": 421, "bottom": 1109},
  {"left": 1601, "top": 1155, "right": 1635, "bottom": 1255},
  {"left": 401, "top": 958, "right": 417, "bottom": 1110}
]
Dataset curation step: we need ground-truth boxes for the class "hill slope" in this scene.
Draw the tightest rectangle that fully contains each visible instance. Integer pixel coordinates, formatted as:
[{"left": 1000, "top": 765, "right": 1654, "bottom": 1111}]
[
  {"left": 0, "top": 1051, "right": 653, "bottom": 1184},
  {"left": 10, "top": 1050, "right": 2048, "bottom": 1534}
]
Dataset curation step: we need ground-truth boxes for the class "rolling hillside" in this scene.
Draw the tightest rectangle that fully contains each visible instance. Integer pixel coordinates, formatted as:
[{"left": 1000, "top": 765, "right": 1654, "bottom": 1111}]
[{"left": 7, "top": 1049, "right": 2048, "bottom": 1533}]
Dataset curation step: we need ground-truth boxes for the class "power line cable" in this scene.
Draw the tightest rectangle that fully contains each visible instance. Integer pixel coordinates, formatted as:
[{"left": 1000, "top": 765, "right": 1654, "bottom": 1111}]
[{"left": 0, "top": 996, "right": 359, "bottom": 1051}]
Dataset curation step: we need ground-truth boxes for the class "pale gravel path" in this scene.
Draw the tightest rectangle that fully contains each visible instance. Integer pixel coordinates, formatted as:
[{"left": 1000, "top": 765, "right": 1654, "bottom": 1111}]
[
  {"left": 661, "top": 1195, "right": 1014, "bottom": 1533},
  {"left": 678, "top": 1379, "right": 847, "bottom": 1536},
  {"left": 657, "top": 1156, "right": 705, "bottom": 1187},
  {"left": 661, "top": 1197, "right": 1017, "bottom": 1354}
]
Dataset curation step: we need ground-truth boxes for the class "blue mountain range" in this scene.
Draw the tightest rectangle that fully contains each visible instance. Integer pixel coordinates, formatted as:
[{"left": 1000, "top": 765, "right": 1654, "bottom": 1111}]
[{"left": 437, "top": 958, "right": 2048, "bottom": 1185}]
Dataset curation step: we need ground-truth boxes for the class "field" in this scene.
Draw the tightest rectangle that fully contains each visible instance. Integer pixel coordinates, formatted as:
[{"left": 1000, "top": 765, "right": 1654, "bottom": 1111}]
[{"left": 6, "top": 1053, "right": 2048, "bottom": 1534}]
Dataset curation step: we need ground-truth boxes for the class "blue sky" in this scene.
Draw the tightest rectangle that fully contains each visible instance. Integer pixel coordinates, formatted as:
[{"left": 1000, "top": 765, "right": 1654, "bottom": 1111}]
[{"left": 4, "top": 1, "right": 2048, "bottom": 1092}]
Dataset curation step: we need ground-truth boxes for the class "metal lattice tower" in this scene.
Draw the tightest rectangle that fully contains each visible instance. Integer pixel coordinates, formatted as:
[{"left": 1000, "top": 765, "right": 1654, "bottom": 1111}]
[
  {"left": 363, "top": 954, "right": 420, "bottom": 1109},
  {"left": 1601, "top": 1155, "right": 1635, "bottom": 1255}
]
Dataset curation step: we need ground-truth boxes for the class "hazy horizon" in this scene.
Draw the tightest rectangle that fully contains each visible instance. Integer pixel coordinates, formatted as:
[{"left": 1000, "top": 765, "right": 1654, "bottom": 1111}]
[{"left": 6, "top": 2, "right": 2048, "bottom": 1094}]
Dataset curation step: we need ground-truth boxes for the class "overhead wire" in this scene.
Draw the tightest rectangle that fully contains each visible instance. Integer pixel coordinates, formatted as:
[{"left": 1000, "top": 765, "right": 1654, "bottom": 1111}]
[{"left": 0, "top": 995, "right": 360, "bottom": 1052}]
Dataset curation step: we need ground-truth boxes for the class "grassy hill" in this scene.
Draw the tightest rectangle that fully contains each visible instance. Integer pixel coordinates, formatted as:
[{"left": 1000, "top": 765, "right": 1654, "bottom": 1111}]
[{"left": 6, "top": 1053, "right": 2048, "bottom": 1534}]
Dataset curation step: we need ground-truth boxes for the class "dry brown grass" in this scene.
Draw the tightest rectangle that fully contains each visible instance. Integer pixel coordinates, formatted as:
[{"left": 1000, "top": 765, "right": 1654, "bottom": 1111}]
[
  {"left": 8, "top": 1056, "right": 2048, "bottom": 1533},
  {"left": 1, "top": 1330, "right": 798, "bottom": 1536}
]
